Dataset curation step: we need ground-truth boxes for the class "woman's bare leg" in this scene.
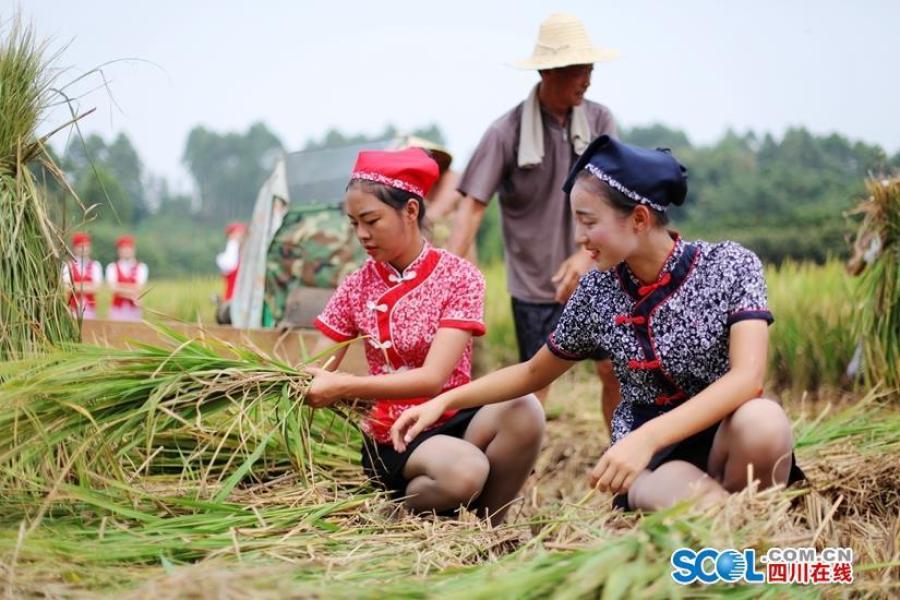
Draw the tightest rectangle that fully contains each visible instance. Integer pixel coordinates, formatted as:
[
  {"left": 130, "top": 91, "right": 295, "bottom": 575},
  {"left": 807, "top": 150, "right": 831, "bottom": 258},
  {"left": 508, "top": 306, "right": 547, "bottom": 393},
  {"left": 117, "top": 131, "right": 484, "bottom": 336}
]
[
  {"left": 627, "top": 462, "right": 728, "bottom": 511},
  {"left": 401, "top": 435, "right": 490, "bottom": 513},
  {"left": 463, "top": 395, "right": 545, "bottom": 525},
  {"left": 707, "top": 397, "right": 794, "bottom": 491},
  {"left": 627, "top": 397, "right": 794, "bottom": 510}
]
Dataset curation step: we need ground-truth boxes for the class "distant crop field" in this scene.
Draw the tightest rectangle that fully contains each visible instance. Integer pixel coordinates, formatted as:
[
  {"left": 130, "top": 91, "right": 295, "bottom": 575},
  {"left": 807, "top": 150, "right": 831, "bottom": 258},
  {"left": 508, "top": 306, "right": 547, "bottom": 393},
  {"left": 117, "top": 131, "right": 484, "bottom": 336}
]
[{"left": 124, "top": 260, "right": 857, "bottom": 392}]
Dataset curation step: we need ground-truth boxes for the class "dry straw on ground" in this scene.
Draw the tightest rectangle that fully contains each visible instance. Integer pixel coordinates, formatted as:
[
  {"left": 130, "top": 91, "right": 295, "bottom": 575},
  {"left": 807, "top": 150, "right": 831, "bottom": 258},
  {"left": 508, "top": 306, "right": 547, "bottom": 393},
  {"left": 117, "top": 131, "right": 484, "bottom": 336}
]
[{"left": 0, "top": 334, "right": 897, "bottom": 598}]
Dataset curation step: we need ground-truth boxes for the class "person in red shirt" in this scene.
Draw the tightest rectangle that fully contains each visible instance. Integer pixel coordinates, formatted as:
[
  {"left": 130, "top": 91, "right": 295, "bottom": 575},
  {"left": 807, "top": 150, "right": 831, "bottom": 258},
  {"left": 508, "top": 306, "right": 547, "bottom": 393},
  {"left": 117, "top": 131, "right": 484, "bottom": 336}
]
[
  {"left": 305, "top": 148, "right": 544, "bottom": 525},
  {"left": 62, "top": 231, "right": 103, "bottom": 320},
  {"left": 106, "top": 235, "right": 148, "bottom": 322},
  {"left": 217, "top": 222, "right": 246, "bottom": 302}
]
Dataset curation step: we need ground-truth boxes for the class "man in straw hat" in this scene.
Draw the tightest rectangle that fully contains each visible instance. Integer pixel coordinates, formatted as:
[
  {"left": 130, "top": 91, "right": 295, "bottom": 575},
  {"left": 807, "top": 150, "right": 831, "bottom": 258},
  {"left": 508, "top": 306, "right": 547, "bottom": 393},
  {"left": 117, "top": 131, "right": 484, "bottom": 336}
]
[
  {"left": 448, "top": 12, "right": 620, "bottom": 419},
  {"left": 394, "top": 135, "right": 477, "bottom": 263}
]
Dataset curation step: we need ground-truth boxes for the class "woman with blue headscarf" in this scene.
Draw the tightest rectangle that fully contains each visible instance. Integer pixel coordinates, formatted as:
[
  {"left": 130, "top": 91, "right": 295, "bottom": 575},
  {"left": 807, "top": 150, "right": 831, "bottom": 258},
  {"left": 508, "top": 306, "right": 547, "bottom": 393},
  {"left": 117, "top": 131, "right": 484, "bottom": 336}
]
[{"left": 391, "top": 135, "right": 804, "bottom": 511}]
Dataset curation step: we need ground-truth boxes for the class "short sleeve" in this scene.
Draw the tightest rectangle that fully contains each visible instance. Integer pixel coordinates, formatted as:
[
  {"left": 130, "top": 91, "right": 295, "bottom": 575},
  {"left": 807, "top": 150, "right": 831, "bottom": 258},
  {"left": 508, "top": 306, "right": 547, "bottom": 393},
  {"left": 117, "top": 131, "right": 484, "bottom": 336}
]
[
  {"left": 594, "top": 104, "right": 619, "bottom": 139},
  {"left": 92, "top": 262, "right": 103, "bottom": 283},
  {"left": 439, "top": 260, "right": 486, "bottom": 336},
  {"left": 725, "top": 245, "right": 774, "bottom": 326},
  {"left": 313, "top": 273, "right": 359, "bottom": 342},
  {"left": 105, "top": 263, "right": 117, "bottom": 284},
  {"left": 457, "top": 121, "right": 512, "bottom": 205},
  {"left": 137, "top": 263, "right": 148, "bottom": 285},
  {"left": 547, "top": 272, "right": 606, "bottom": 361}
]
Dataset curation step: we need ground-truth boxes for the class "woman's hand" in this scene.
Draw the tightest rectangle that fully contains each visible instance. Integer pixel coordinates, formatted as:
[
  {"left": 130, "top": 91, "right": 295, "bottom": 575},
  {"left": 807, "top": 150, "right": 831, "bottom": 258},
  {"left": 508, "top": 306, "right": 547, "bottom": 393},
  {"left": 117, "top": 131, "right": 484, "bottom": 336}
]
[
  {"left": 589, "top": 428, "right": 657, "bottom": 495},
  {"left": 390, "top": 397, "right": 449, "bottom": 452},
  {"left": 305, "top": 366, "right": 350, "bottom": 408}
]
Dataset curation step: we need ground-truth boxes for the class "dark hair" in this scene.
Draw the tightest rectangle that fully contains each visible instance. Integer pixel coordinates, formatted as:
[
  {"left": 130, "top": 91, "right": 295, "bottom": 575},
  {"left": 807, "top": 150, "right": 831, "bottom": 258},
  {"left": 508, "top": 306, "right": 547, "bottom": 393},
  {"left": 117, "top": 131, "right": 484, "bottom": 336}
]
[
  {"left": 574, "top": 170, "right": 669, "bottom": 226},
  {"left": 346, "top": 179, "right": 427, "bottom": 228}
]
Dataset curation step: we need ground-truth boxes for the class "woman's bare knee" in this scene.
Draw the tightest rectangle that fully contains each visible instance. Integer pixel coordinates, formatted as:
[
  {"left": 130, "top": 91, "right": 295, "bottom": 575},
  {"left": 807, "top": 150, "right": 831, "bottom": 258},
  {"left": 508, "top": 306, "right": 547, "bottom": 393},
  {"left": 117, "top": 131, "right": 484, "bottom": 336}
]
[
  {"left": 504, "top": 395, "right": 545, "bottom": 443},
  {"left": 402, "top": 436, "right": 491, "bottom": 509},
  {"left": 465, "top": 395, "right": 545, "bottom": 450},
  {"left": 628, "top": 462, "right": 726, "bottom": 511},
  {"left": 728, "top": 399, "right": 793, "bottom": 446},
  {"left": 436, "top": 451, "right": 490, "bottom": 505},
  {"left": 722, "top": 398, "right": 794, "bottom": 489}
]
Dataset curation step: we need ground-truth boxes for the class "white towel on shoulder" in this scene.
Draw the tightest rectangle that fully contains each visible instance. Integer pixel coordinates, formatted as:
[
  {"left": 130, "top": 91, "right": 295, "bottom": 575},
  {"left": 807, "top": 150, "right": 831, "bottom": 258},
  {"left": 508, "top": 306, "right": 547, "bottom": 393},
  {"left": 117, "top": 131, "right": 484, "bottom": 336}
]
[{"left": 517, "top": 83, "right": 591, "bottom": 168}]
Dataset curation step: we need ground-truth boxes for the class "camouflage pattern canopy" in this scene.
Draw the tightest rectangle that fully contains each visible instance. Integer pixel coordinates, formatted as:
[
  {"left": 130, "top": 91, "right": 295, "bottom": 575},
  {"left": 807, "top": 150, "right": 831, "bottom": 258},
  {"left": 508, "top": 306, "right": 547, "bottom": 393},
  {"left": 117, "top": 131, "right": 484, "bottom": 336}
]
[
  {"left": 264, "top": 204, "right": 365, "bottom": 325},
  {"left": 249, "top": 137, "right": 457, "bottom": 328}
]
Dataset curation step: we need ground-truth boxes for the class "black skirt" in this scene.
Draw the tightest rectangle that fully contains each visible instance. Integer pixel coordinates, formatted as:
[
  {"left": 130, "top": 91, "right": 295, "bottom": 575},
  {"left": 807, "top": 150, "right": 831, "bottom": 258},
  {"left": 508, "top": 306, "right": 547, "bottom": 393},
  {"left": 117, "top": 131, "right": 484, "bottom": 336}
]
[
  {"left": 612, "top": 421, "right": 806, "bottom": 510},
  {"left": 361, "top": 407, "right": 481, "bottom": 497}
]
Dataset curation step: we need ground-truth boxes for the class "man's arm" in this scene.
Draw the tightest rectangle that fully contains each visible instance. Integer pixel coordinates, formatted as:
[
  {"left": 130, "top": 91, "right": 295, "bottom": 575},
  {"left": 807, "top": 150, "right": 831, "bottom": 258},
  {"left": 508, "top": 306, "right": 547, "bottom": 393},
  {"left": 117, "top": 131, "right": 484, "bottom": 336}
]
[
  {"left": 552, "top": 248, "right": 595, "bottom": 303},
  {"left": 446, "top": 195, "right": 487, "bottom": 259}
]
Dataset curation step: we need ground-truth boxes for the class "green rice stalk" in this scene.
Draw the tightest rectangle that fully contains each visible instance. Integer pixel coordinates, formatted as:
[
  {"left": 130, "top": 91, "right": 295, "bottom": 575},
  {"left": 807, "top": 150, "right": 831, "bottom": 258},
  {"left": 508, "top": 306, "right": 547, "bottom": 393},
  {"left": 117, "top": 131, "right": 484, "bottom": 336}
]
[
  {"left": 0, "top": 327, "right": 362, "bottom": 502},
  {"left": 0, "top": 15, "right": 79, "bottom": 361}
]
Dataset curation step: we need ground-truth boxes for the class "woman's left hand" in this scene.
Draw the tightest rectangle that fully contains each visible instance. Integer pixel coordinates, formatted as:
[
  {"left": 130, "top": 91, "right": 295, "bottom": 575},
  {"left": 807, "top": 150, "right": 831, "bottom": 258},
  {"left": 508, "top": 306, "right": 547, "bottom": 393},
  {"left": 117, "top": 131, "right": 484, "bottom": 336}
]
[
  {"left": 589, "top": 428, "right": 657, "bottom": 495},
  {"left": 305, "top": 366, "right": 349, "bottom": 408}
]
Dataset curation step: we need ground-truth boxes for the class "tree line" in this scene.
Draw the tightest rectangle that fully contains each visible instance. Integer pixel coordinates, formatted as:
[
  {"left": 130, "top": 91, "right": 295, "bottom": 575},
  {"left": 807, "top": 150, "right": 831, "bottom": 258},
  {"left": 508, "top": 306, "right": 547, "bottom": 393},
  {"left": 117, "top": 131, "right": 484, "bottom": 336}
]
[{"left": 46, "top": 121, "right": 899, "bottom": 276}]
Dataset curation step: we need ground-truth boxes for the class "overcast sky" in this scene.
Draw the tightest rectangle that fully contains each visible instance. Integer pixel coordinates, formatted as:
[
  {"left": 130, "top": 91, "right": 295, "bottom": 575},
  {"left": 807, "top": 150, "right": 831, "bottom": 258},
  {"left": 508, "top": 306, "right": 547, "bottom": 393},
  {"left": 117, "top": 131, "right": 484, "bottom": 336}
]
[{"left": 8, "top": 1, "right": 900, "bottom": 192}]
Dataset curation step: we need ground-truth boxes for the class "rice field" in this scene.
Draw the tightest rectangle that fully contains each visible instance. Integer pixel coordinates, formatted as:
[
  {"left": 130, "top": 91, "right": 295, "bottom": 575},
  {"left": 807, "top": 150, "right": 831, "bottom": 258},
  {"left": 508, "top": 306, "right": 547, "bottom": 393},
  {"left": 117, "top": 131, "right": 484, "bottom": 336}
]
[
  {"left": 4, "top": 13, "right": 896, "bottom": 597},
  {"left": 92, "top": 276, "right": 221, "bottom": 323},
  {"left": 1, "top": 260, "right": 896, "bottom": 597}
]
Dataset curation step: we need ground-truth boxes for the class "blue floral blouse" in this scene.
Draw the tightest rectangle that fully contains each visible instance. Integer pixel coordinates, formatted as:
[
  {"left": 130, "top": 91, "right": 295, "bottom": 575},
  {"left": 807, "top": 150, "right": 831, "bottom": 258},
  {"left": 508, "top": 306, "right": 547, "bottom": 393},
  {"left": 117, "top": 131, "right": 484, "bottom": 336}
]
[{"left": 547, "top": 234, "right": 773, "bottom": 443}]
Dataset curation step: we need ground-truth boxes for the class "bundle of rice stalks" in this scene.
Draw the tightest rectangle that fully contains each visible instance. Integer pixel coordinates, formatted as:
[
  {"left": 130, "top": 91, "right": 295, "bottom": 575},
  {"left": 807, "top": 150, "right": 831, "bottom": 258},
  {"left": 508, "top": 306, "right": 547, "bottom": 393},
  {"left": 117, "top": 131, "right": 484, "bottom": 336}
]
[
  {"left": 0, "top": 16, "right": 78, "bottom": 361},
  {"left": 0, "top": 328, "right": 362, "bottom": 504},
  {"left": 849, "top": 177, "right": 900, "bottom": 393}
]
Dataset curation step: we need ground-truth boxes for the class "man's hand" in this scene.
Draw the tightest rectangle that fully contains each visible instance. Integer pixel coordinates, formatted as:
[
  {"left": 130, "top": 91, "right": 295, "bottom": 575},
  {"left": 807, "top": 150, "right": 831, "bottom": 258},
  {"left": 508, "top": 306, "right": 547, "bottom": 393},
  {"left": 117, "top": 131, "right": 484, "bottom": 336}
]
[
  {"left": 589, "top": 428, "right": 658, "bottom": 495},
  {"left": 552, "top": 249, "right": 595, "bottom": 303}
]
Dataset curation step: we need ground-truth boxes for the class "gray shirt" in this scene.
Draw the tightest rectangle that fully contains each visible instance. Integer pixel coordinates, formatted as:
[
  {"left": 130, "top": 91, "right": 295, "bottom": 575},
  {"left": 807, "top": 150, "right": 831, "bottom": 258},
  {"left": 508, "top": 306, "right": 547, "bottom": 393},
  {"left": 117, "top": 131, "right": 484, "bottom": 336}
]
[{"left": 458, "top": 99, "right": 617, "bottom": 303}]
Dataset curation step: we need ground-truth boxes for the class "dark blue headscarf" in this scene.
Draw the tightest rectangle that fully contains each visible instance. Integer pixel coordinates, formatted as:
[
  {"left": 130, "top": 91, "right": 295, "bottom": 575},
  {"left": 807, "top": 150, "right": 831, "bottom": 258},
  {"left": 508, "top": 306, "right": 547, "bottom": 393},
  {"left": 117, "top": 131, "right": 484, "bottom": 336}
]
[{"left": 563, "top": 135, "right": 688, "bottom": 211}]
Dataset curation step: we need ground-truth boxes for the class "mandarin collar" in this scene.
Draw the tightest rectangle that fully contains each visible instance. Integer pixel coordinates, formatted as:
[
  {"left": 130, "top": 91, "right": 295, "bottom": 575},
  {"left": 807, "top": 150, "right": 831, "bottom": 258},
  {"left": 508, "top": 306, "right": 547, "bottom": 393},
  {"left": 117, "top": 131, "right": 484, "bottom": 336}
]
[
  {"left": 376, "top": 240, "right": 433, "bottom": 284},
  {"left": 622, "top": 231, "right": 684, "bottom": 288}
]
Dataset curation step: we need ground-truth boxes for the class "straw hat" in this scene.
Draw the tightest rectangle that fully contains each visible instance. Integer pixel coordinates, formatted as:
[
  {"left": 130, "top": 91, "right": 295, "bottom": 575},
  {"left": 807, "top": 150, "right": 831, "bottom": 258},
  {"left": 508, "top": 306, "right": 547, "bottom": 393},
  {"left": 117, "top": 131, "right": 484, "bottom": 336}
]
[
  {"left": 394, "top": 135, "right": 453, "bottom": 174},
  {"left": 512, "top": 13, "right": 618, "bottom": 70}
]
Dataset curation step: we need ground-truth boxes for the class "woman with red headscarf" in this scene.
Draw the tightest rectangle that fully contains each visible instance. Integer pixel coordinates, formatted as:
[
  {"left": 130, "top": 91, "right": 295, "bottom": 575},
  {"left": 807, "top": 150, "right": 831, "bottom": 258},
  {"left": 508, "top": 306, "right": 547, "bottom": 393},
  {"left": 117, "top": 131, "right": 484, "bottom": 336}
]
[
  {"left": 62, "top": 231, "right": 103, "bottom": 320},
  {"left": 106, "top": 235, "right": 148, "bottom": 322},
  {"left": 304, "top": 148, "right": 544, "bottom": 525}
]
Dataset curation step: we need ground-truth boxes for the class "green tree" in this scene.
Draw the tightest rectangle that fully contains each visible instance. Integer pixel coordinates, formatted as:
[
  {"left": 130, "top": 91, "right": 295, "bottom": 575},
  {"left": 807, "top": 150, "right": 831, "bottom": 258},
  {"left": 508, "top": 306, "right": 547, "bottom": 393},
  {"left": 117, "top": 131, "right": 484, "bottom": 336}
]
[
  {"left": 182, "top": 122, "right": 283, "bottom": 224},
  {"left": 74, "top": 164, "right": 134, "bottom": 224},
  {"left": 62, "top": 132, "right": 148, "bottom": 224}
]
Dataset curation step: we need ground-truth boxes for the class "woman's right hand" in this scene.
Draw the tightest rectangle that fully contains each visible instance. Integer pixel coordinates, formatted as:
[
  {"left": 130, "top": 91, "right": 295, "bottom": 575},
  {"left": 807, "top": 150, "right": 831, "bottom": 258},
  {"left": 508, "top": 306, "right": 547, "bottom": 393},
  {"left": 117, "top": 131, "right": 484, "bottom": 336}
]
[{"left": 390, "top": 397, "right": 449, "bottom": 452}]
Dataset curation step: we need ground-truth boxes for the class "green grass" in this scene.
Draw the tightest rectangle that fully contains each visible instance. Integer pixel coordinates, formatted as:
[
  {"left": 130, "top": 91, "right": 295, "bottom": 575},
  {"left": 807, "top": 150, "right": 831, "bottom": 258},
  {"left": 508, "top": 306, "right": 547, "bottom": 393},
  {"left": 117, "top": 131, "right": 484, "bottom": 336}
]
[
  {"left": 90, "top": 275, "right": 221, "bottom": 323},
  {"left": 481, "top": 261, "right": 517, "bottom": 367},
  {"left": 766, "top": 260, "right": 856, "bottom": 392}
]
